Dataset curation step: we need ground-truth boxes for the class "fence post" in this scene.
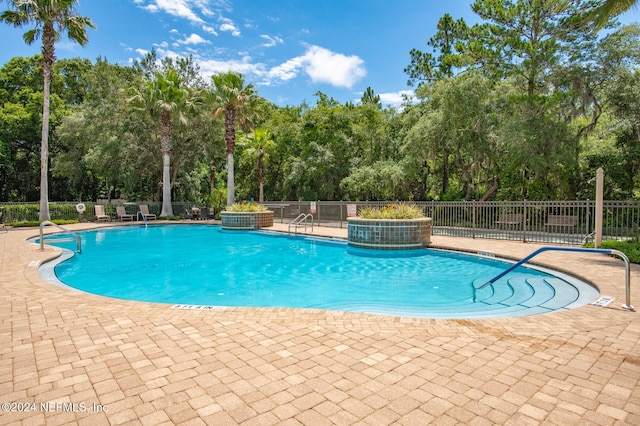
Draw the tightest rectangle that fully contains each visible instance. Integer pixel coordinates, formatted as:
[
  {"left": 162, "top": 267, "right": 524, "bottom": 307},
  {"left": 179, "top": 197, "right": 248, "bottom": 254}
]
[
  {"left": 523, "top": 199, "right": 527, "bottom": 243},
  {"left": 595, "top": 168, "right": 604, "bottom": 247},
  {"left": 472, "top": 201, "right": 476, "bottom": 239}
]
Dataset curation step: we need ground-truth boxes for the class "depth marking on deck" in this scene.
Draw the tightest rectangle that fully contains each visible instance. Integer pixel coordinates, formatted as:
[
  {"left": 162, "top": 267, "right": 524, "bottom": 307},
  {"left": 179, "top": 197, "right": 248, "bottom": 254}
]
[
  {"left": 172, "top": 304, "right": 227, "bottom": 311},
  {"left": 591, "top": 296, "right": 614, "bottom": 307}
]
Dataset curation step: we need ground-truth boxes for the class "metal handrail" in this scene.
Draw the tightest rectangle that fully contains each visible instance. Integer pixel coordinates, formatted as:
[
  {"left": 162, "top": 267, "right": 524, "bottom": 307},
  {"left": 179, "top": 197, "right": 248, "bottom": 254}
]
[
  {"left": 474, "top": 246, "right": 632, "bottom": 310},
  {"left": 39, "top": 221, "right": 82, "bottom": 254},
  {"left": 288, "top": 213, "right": 314, "bottom": 235},
  {"left": 137, "top": 211, "right": 148, "bottom": 227}
]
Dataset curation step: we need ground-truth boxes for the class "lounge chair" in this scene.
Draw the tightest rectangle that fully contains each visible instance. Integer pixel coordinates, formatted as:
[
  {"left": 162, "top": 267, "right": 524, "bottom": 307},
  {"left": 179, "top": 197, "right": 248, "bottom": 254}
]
[
  {"left": 199, "top": 207, "right": 212, "bottom": 220},
  {"left": 116, "top": 206, "right": 133, "bottom": 221},
  {"left": 138, "top": 204, "right": 157, "bottom": 220},
  {"left": 94, "top": 205, "right": 110, "bottom": 222}
]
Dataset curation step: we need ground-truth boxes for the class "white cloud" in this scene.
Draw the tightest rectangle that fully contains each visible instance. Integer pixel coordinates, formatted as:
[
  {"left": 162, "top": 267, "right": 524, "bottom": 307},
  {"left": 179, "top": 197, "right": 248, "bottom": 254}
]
[
  {"left": 198, "top": 56, "right": 266, "bottom": 79},
  {"left": 378, "top": 90, "right": 416, "bottom": 107},
  {"left": 267, "top": 56, "right": 304, "bottom": 82},
  {"left": 179, "top": 33, "right": 210, "bottom": 45},
  {"left": 143, "top": 4, "right": 159, "bottom": 13},
  {"left": 142, "top": 0, "right": 204, "bottom": 24},
  {"left": 155, "top": 47, "right": 182, "bottom": 60},
  {"left": 303, "top": 46, "right": 366, "bottom": 88},
  {"left": 219, "top": 17, "right": 240, "bottom": 36},
  {"left": 265, "top": 45, "right": 366, "bottom": 89},
  {"left": 135, "top": 48, "right": 150, "bottom": 56},
  {"left": 260, "top": 34, "right": 283, "bottom": 48},
  {"left": 202, "top": 25, "right": 217, "bottom": 35}
]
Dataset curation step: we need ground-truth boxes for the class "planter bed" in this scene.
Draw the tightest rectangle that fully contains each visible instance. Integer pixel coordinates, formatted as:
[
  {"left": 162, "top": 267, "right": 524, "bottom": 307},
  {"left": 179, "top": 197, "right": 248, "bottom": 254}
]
[
  {"left": 347, "top": 217, "right": 432, "bottom": 250},
  {"left": 221, "top": 210, "right": 274, "bottom": 230}
]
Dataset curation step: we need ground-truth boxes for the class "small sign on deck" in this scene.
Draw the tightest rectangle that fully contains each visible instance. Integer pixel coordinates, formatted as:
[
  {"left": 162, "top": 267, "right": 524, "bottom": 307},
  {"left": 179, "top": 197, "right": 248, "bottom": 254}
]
[{"left": 591, "top": 296, "right": 614, "bottom": 307}]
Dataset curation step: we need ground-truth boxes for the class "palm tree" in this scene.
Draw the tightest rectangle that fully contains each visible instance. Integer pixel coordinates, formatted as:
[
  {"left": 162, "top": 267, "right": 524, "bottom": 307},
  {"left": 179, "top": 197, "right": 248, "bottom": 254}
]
[
  {"left": 587, "top": 0, "right": 638, "bottom": 29},
  {"left": 210, "top": 71, "right": 257, "bottom": 206},
  {"left": 1, "top": 0, "right": 94, "bottom": 220},
  {"left": 240, "top": 128, "right": 275, "bottom": 202},
  {"left": 128, "top": 69, "right": 200, "bottom": 217}
]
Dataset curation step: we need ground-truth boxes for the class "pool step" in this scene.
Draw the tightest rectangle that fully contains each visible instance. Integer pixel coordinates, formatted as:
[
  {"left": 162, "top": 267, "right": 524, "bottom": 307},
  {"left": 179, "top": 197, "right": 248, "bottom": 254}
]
[
  {"left": 518, "top": 277, "right": 555, "bottom": 308},
  {"left": 313, "top": 274, "right": 584, "bottom": 319},
  {"left": 501, "top": 276, "right": 535, "bottom": 306},
  {"left": 539, "top": 277, "right": 579, "bottom": 310}
]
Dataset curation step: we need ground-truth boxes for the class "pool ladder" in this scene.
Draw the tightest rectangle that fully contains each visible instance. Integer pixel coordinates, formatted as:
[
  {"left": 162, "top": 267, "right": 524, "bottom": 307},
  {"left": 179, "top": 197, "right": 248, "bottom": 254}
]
[
  {"left": 473, "top": 246, "right": 632, "bottom": 310},
  {"left": 39, "top": 221, "right": 82, "bottom": 254},
  {"left": 289, "top": 213, "right": 314, "bottom": 235}
]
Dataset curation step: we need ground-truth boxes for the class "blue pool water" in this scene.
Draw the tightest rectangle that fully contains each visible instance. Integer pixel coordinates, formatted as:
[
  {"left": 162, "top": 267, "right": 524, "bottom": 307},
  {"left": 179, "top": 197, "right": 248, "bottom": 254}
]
[{"left": 41, "top": 225, "right": 598, "bottom": 318}]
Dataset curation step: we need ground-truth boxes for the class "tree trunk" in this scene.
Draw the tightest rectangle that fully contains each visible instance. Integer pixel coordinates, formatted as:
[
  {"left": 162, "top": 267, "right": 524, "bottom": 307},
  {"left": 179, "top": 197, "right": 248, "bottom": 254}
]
[
  {"left": 159, "top": 110, "right": 173, "bottom": 216},
  {"left": 226, "top": 153, "right": 235, "bottom": 205},
  {"left": 225, "top": 105, "right": 236, "bottom": 205},
  {"left": 39, "top": 22, "right": 56, "bottom": 221},
  {"left": 258, "top": 154, "right": 264, "bottom": 202}
]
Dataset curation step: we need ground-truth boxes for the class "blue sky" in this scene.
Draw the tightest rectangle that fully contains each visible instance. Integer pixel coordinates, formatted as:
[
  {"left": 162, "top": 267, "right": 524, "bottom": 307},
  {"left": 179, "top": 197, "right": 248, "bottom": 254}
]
[{"left": 1, "top": 1, "right": 639, "bottom": 108}]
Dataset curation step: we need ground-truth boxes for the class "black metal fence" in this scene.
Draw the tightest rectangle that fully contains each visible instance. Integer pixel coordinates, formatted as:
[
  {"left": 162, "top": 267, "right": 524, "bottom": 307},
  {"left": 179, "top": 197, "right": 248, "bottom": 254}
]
[
  {"left": 263, "top": 200, "right": 640, "bottom": 245},
  {"left": 2, "top": 199, "right": 638, "bottom": 245}
]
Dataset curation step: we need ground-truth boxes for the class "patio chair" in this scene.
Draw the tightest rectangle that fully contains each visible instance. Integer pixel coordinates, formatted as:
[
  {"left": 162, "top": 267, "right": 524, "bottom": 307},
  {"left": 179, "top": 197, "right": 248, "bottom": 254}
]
[
  {"left": 199, "top": 207, "right": 211, "bottom": 220},
  {"left": 94, "top": 205, "right": 110, "bottom": 222},
  {"left": 0, "top": 211, "right": 6, "bottom": 233},
  {"left": 138, "top": 204, "right": 157, "bottom": 220},
  {"left": 200, "top": 207, "right": 213, "bottom": 220},
  {"left": 116, "top": 206, "right": 133, "bottom": 222}
]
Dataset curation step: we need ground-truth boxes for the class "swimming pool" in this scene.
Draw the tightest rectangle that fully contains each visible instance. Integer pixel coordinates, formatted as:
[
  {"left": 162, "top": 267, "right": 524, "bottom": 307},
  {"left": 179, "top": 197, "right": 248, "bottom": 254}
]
[{"left": 39, "top": 225, "right": 599, "bottom": 319}]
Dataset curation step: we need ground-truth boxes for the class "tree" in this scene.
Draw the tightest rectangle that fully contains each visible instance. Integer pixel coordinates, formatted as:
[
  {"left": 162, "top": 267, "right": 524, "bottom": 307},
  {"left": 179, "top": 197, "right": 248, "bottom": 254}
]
[
  {"left": 1, "top": 0, "right": 94, "bottom": 220},
  {"left": 128, "top": 69, "right": 200, "bottom": 216},
  {"left": 210, "top": 71, "right": 257, "bottom": 206},
  {"left": 404, "top": 13, "right": 468, "bottom": 86},
  {"left": 239, "top": 128, "right": 275, "bottom": 202}
]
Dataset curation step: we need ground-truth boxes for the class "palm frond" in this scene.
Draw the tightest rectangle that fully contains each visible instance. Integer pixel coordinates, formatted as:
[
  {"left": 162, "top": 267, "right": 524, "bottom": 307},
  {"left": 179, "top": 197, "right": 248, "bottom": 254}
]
[{"left": 588, "top": 0, "right": 638, "bottom": 30}]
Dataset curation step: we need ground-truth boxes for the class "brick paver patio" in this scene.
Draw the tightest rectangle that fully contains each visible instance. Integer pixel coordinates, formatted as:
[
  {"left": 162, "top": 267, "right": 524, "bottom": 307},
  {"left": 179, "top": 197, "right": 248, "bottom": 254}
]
[{"left": 1, "top": 222, "right": 639, "bottom": 425}]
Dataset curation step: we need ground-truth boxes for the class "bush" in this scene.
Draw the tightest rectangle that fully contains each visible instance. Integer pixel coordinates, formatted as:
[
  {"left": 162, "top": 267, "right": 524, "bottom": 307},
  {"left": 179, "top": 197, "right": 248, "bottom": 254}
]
[
  {"left": 584, "top": 239, "right": 640, "bottom": 264},
  {"left": 358, "top": 203, "right": 424, "bottom": 219},
  {"left": 7, "top": 219, "right": 79, "bottom": 227},
  {"left": 225, "top": 202, "right": 268, "bottom": 212}
]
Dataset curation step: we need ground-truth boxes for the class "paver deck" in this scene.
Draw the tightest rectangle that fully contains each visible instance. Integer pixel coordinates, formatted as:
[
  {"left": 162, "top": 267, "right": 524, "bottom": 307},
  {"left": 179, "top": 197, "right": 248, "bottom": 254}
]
[{"left": 1, "top": 221, "right": 639, "bottom": 425}]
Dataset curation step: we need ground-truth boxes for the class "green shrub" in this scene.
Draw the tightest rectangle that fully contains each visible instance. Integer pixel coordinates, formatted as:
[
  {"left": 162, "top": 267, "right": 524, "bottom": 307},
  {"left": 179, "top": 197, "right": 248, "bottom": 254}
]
[
  {"left": 358, "top": 203, "right": 424, "bottom": 219},
  {"left": 7, "top": 219, "right": 79, "bottom": 227},
  {"left": 225, "top": 202, "right": 268, "bottom": 212},
  {"left": 584, "top": 239, "right": 640, "bottom": 264}
]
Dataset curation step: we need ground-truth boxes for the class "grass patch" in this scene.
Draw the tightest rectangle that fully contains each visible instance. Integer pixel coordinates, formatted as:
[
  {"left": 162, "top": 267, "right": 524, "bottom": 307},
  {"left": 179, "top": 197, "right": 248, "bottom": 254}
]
[
  {"left": 225, "top": 202, "right": 268, "bottom": 212},
  {"left": 358, "top": 203, "right": 424, "bottom": 219},
  {"left": 584, "top": 239, "right": 640, "bottom": 264}
]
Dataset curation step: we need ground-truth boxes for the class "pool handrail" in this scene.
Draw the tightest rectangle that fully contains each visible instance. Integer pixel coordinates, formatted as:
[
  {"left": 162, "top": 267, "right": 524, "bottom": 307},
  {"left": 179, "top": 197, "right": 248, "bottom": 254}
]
[
  {"left": 474, "top": 246, "right": 633, "bottom": 311},
  {"left": 39, "top": 220, "right": 82, "bottom": 254},
  {"left": 137, "top": 211, "right": 148, "bottom": 227},
  {"left": 289, "top": 213, "right": 314, "bottom": 235}
]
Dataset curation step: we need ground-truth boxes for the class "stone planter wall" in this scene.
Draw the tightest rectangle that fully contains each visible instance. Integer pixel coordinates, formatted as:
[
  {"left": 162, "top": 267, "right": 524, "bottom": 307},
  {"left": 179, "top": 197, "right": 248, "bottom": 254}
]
[
  {"left": 347, "top": 217, "right": 432, "bottom": 250},
  {"left": 221, "top": 211, "right": 274, "bottom": 230}
]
